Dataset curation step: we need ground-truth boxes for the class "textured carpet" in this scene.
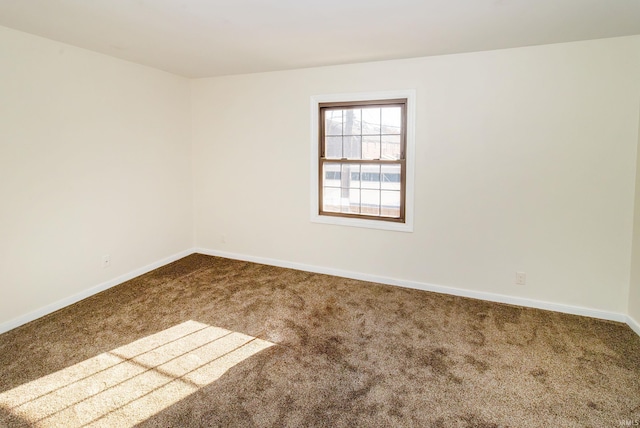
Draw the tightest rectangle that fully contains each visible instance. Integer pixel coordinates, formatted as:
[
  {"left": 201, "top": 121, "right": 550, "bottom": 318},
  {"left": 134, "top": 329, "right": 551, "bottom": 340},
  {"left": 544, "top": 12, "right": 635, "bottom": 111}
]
[{"left": 0, "top": 254, "right": 639, "bottom": 427}]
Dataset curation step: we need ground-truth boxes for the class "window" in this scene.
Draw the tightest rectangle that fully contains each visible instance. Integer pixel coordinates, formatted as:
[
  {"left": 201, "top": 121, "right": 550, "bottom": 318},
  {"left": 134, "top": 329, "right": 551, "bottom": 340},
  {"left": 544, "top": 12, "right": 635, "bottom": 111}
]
[
  {"left": 320, "top": 99, "right": 406, "bottom": 220},
  {"left": 310, "top": 90, "right": 415, "bottom": 232}
]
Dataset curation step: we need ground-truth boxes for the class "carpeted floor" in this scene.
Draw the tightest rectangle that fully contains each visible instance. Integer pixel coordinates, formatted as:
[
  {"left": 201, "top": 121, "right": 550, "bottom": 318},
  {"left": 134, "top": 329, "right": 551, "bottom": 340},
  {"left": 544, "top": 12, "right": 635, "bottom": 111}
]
[{"left": 1, "top": 254, "right": 639, "bottom": 427}]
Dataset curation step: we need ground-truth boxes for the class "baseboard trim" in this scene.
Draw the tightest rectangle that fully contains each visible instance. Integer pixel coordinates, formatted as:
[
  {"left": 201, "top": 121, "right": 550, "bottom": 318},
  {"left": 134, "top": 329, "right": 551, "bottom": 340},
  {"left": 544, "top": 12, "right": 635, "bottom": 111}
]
[
  {"left": 0, "top": 249, "right": 195, "bottom": 335},
  {"left": 197, "top": 248, "right": 630, "bottom": 325},
  {"left": 628, "top": 315, "right": 640, "bottom": 337},
  {"left": 3, "top": 247, "right": 636, "bottom": 338}
]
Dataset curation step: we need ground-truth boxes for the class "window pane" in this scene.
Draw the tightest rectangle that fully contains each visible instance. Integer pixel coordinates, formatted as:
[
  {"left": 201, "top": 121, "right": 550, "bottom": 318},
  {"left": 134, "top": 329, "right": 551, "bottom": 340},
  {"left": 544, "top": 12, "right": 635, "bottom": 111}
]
[
  {"left": 323, "top": 163, "right": 341, "bottom": 187},
  {"left": 361, "top": 164, "right": 380, "bottom": 190},
  {"left": 362, "top": 136, "right": 380, "bottom": 160},
  {"left": 326, "top": 136, "right": 342, "bottom": 159},
  {"left": 381, "top": 190, "right": 401, "bottom": 217},
  {"left": 340, "top": 189, "right": 351, "bottom": 213},
  {"left": 361, "top": 189, "right": 380, "bottom": 216},
  {"left": 341, "top": 188, "right": 360, "bottom": 214},
  {"left": 381, "top": 107, "right": 402, "bottom": 135},
  {"left": 323, "top": 187, "right": 341, "bottom": 212},
  {"left": 362, "top": 108, "right": 381, "bottom": 135},
  {"left": 339, "top": 188, "right": 360, "bottom": 213},
  {"left": 343, "top": 109, "right": 361, "bottom": 136},
  {"left": 343, "top": 136, "right": 361, "bottom": 159},
  {"left": 343, "top": 164, "right": 360, "bottom": 189},
  {"left": 381, "top": 135, "right": 401, "bottom": 160},
  {"left": 325, "top": 110, "right": 343, "bottom": 136},
  {"left": 381, "top": 164, "right": 401, "bottom": 190}
]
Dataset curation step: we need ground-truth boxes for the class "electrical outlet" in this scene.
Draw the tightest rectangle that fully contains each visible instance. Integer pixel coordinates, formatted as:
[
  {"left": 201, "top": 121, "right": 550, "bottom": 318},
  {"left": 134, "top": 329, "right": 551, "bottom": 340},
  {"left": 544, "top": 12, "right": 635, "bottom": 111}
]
[
  {"left": 102, "top": 254, "right": 111, "bottom": 269},
  {"left": 516, "top": 272, "right": 526, "bottom": 285}
]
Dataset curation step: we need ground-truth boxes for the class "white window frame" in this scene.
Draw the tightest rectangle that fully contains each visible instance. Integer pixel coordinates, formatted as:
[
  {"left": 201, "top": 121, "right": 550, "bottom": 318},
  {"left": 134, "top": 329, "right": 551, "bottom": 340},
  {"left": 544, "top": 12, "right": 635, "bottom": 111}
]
[{"left": 310, "top": 89, "right": 416, "bottom": 232}]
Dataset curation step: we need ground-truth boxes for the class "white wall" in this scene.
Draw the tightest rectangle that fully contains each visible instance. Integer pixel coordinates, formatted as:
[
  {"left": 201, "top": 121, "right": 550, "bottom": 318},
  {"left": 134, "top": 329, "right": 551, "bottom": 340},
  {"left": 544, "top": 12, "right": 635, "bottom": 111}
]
[
  {"left": 0, "top": 26, "right": 193, "bottom": 327},
  {"left": 2, "top": 26, "right": 638, "bottom": 331},
  {"left": 193, "top": 36, "right": 640, "bottom": 316}
]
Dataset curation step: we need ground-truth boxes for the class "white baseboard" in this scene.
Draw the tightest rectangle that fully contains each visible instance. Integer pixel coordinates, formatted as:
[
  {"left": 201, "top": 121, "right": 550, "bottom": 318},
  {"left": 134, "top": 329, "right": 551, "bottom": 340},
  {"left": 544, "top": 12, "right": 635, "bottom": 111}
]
[
  {"left": 197, "top": 248, "right": 630, "bottom": 326},
  {"left": 0, "top": 249, "right": 195, "bottom": 334},
  {"left": 3, "top": 247, "right": 637, "bottom": 338},
  {"left": 628, "top": 315, "right": 640, "bottom": 337}
]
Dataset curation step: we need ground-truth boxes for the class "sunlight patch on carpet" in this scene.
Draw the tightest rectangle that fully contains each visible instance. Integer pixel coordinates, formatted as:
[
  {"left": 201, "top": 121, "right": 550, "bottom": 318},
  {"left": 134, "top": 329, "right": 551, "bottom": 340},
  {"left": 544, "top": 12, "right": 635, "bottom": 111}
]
[{"left": 0, "top": 320, "right": 274, "bottom": 427}]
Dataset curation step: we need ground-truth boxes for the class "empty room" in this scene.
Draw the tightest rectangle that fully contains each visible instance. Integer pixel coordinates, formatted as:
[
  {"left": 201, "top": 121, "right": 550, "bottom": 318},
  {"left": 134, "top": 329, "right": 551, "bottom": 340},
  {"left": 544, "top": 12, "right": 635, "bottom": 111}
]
[{"left": 1, "top": 1, "right": 640, "bottom": 427}]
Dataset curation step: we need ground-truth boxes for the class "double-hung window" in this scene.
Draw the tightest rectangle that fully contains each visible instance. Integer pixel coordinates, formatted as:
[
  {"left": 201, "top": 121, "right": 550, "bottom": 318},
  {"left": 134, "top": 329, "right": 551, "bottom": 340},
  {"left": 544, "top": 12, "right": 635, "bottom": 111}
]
[{"left": 311, "top": 90, "right": 415, "bottom": 232}]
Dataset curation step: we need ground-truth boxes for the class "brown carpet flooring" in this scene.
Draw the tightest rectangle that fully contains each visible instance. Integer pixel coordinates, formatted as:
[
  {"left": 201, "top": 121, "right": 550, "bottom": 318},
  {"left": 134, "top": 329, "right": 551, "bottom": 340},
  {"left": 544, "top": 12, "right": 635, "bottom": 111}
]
[{"left": 1, "top": 254, "right": 639, "bottom": 427}]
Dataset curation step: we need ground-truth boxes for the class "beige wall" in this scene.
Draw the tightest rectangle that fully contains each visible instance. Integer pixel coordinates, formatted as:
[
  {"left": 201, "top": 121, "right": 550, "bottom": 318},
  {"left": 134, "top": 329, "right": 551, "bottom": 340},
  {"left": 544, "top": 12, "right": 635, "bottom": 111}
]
[
  {"left": 192, "top": 36, "right": 640, "bottom": 315},
  {"left": 630, "top": 102, "right": 640, "bottom": 326},
  {"left": 2, "top": 25, "right": 639, "bottom": 330},
  {"left": 0, "top": 27, "right": 193, "bottom": 326}
]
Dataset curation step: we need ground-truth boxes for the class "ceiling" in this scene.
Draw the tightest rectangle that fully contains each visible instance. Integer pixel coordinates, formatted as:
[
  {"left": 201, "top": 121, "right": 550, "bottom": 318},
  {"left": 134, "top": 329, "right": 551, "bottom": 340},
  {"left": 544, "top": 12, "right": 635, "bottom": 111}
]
[{"left": 1, "top": 0, "right": 639, "bottom": 78}]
